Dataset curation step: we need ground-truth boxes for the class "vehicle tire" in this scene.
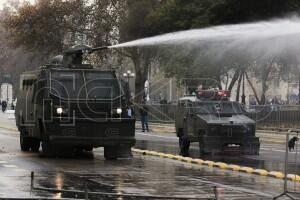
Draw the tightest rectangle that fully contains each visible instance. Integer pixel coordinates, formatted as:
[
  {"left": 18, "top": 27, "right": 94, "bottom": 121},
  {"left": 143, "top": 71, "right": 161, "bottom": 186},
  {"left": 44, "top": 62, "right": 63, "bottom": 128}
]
[
  {"left": 179, "top": 136, "right": 190, "bottom": 157},
  {"left": 30, "top": 139, "right": 40, "bottom": 152},
  {"left": 84, "top": 147, "right": 93, "bottom": 152},
  {"left": 104, "top": 145, "right": 132, "bottom": 160},
  {"left": 20, "top": 127, "right": 30, "bottom": 152},
  {"left": 198, "top": 140, "right": 206, "bottom": 155},
  {"left": 41, "top": 130, "right": 54, "bottom": 157}
]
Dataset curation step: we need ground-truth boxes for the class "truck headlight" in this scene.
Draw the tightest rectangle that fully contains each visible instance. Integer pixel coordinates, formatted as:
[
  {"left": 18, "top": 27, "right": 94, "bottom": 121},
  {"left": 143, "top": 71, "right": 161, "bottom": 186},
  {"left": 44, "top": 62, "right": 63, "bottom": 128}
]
[
  {"left": 116, "top": 108, "right": 122, "bottom": 114},
  {"left": 56, "top": 107, "right": 63, "bottom": 114}
]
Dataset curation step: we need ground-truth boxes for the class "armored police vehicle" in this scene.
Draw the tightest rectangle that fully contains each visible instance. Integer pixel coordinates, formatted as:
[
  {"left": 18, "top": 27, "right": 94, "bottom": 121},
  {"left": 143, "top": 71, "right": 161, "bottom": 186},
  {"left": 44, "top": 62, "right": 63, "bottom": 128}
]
[
  {"left": 15, "top": 45, "right": 135, "bottom": 159},
  {"left": 175, "top": 90, "right": 260, "bottom": 156}
]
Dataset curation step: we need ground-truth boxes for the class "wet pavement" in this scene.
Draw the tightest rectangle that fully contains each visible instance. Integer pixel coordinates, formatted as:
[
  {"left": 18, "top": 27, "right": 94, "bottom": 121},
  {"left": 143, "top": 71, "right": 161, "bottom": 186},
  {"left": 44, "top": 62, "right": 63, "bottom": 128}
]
[
  {"left": 0, "top": 112, "right": 299, "bottom": 199},
  {"left": 135, "top": 132, "right": 300, "bottom": 174},
  {"left": 0, "top": 128, "right": 299, "bottom": 199}
]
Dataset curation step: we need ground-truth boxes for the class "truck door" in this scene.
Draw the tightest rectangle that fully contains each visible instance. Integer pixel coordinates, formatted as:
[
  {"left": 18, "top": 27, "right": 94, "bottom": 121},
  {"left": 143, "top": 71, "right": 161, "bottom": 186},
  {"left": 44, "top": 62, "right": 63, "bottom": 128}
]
[{"left": 186, "top": 102, "right": 198, "bottom": 137}]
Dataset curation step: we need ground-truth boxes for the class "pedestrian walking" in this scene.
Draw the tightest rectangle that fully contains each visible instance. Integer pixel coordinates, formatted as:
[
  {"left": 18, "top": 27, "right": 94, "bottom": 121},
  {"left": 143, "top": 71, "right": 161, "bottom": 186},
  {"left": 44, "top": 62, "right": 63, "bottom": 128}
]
[
  {"left": 140, "top": 102, "right": 149, "bottom": 132},
  {"left": 11, "top": 100, "right": 15, "bottom": 110},
  {"left": 127, "top": 106, "right": 132, "bottom": 118},
  {"left": 2, "top": 101, "right": 7, "bottom": 112}
]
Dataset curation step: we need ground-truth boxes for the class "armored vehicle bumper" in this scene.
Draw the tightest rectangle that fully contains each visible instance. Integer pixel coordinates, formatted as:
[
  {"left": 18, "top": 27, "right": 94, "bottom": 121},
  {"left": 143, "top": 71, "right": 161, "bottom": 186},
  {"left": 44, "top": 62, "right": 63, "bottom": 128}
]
[
  {"left": 200, "top": 135, "right": 260, "bottom": 155},
  {"left": 44, "top": 118, "right": 135, "bottom": 147}
]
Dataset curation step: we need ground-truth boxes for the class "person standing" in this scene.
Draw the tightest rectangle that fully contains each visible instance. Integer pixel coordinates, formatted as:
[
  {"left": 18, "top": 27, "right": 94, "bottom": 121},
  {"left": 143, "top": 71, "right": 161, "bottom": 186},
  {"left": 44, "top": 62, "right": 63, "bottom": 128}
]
[
  {"left": 2, "top": 101, "right": 7, "bottom": 112},
  {"left": 140, "top": 102, "right": 149, "bottom": 132}
]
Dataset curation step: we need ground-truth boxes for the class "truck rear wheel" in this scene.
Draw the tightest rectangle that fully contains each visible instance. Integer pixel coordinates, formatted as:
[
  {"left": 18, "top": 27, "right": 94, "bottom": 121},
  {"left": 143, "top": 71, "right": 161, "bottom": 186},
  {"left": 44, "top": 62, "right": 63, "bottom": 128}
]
[
  {"left": 30, "top": 139, "right": 40, "bottom": 152},
  {"left": 20, "top": 127, "right": 30, "bottom": 152},
  {"left": 104, "top": 145, "right": 132, "bottom": 160},
  {"left": 179, "top": 136, "right": 190, "bottom": 157}
]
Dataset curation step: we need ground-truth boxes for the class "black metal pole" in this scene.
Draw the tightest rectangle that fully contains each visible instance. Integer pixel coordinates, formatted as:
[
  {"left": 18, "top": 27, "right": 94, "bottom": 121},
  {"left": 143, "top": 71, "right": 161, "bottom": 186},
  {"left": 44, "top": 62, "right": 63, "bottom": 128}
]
[
  {"left": 241, "top": 72, "right": 246, "bottom": 105},
  {"left": 31, "top": 171, "right": 34, "bottom": 190},
  {"left": 273, "top": 131, "right": 297, "bottom": 200}
]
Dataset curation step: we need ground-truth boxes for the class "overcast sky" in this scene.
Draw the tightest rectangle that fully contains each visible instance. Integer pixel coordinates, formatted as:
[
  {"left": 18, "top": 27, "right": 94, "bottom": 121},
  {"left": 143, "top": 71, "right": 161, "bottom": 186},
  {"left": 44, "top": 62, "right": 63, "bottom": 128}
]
[
  {"left": 0, "top": 0, "right": 34, "bottom": 9},
  {"left": 0, "top": 0, "right": 7, "bottom": 8}
]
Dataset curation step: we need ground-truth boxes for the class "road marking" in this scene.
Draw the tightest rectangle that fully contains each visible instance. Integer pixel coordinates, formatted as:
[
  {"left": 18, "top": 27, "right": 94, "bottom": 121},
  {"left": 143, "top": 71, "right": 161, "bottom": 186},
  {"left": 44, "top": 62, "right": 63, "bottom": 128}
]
[
  {"left": 3, "top": 164, "right": 17, "bottom": 168},
  {"left": 137, "top": 132, "right": 177, "bottom": 140},
  {"left": 133, "top": 148, "right": 300, "bottom": 183},
  {"left": 14, "top": 168, "right": 27, "bottom": 172},
  {"left": 0, "top": 161, "right": 7, "bottom": 164}
]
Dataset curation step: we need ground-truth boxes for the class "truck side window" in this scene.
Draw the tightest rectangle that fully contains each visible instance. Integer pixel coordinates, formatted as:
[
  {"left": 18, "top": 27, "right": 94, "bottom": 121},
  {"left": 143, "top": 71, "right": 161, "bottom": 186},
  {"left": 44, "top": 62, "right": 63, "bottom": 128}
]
[{"left": 34, "top": 80, "right": 45, "bottom": 102}]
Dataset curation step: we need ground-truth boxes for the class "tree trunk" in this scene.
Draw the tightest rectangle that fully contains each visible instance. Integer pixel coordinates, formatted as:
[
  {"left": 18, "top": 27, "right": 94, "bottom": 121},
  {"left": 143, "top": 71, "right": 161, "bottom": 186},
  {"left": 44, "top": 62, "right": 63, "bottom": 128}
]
[
  {"left": 245, "top": 72, "right": 260, "bottom": 104},
  {"left": 129, "top": 48, "right": 151, "bottom": 103},
  {"left": 260, "top": 62, "right": 273, "bottom": 105},
  {"left": 236, "top": 72, "right": 243, "bottom": 102},
  {"left": 216, "top": 75, "right": 222, "bottom": 90},
  {"left": 228, "top": 69, "right": 240, "bottom": 92}
]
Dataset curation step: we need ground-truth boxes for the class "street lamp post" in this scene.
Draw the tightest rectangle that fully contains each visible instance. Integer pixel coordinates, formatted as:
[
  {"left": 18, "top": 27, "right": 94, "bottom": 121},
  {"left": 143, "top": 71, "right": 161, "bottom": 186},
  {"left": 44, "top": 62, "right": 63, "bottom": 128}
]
[
  {"left": 123, "top": 70, "right": 135, "bottom": 100},
  {"left": 123, "top": 70, "right": 135, "bottom": 83}
]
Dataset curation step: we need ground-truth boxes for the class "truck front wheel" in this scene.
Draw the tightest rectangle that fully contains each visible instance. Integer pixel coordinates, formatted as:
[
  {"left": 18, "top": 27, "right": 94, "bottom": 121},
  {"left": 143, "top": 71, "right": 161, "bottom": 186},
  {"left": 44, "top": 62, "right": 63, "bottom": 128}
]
[{"left": 179, "top": 136, "right": 190, "bottom": 157}]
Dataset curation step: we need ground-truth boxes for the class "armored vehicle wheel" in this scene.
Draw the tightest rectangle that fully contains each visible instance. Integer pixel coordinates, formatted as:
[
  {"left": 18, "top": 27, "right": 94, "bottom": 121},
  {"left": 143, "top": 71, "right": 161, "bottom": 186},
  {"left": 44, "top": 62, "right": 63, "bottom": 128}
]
[
  {"left": 30, "top": 139, "right": 40, "bottom": 152},
  {"left": 104, "top": 145, "right": 132, "bottom": 160},
  {"left": 20, "top": 127, "right": 30, "bottom": 152},
  {"left": 84, "top": 147, "right": 93, "bottom": 152},
  {"left": 41, "top": 133, "right": 54, "bottom": 157},
  {"left": 179, "top": 136, "right": 190, "bottom": 157},
  {"left": 199, "top": 141, "right": 205, "bottom": 155}
]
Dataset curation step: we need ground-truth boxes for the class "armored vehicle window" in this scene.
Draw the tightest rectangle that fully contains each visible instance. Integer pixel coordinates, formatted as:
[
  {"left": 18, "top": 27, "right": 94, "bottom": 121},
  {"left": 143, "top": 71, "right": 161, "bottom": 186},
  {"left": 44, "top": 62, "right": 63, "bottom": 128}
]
[
  {"left": 50, "top": 70, "right": 122, "bottom": 100},
  {"left": 192, "top": 101, "right": 242, "bottom": 114},
  {"left": 218, "top": 102, "right": 243, "bottom": 114},
  {"left": 50, "top": 71, "right": 85, "bottom": 99},
  {"left": 84, "top": 72, "right": 121, "bottom": 99},
  {"left": 22, "top": 79, "right": 36, "bottom": 90},
  {"left": 191, "top": 102, "right": 215, "bottom": 114}
]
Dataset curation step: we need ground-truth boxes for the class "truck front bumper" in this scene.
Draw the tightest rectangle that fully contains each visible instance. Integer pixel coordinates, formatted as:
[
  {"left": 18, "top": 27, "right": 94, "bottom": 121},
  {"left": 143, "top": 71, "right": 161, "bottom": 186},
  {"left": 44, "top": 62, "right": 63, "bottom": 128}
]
[
  {"left": 200, "top": 136, "right": 260, "bottom": 155},
  {"left": 44, "top": 117, "right": 135, "bottom": 147}
]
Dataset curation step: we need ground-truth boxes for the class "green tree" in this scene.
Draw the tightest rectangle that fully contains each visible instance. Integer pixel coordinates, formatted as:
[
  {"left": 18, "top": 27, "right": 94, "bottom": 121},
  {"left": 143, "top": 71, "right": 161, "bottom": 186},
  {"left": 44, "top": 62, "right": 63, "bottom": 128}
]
[
  {"left": 118, "top": 0, "right": 160, "bottom": 102},
  {"left": 3, "top": 0, "right": 88, "bottom": 55},
  {"left": 147, "top": 0, "right": 300, "bottom": 103}
]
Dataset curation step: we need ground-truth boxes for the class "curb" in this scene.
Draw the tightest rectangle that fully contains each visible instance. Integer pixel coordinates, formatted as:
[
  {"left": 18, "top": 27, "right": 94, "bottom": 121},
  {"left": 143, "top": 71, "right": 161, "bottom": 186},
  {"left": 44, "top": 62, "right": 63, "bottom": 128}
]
[{"left": 132, "top": 148, "right": 300, "bottom": 182}]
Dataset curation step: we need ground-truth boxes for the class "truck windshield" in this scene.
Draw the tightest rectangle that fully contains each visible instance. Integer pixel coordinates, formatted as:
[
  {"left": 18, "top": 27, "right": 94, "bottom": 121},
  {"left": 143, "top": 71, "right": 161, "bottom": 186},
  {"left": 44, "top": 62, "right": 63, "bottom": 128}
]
[
  {"left": 50, "top": 71, "right": 122, "bottom": 99},
  {"left": 192, "top": 102, "right": 243, "bottom": 114}
]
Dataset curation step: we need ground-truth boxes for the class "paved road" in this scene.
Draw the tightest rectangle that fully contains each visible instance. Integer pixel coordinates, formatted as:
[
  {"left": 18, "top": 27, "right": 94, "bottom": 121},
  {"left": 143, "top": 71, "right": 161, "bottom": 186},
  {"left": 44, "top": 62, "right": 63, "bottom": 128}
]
[
  {"left": 0, "top": 112, "right": 299, "bottom": 199},
  {"left": 0, "top": 127, "right": 290, "bottom": 200},
  {"left": 135, "top": 131, "right": 300, "bottom": 174}
]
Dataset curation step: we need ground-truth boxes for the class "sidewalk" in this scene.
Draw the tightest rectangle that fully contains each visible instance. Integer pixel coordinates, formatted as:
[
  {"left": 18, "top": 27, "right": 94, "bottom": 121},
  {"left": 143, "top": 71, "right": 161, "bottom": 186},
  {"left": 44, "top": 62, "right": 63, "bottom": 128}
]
[{"left": 0, "top": 110, "right": 17, "bottom": 131}]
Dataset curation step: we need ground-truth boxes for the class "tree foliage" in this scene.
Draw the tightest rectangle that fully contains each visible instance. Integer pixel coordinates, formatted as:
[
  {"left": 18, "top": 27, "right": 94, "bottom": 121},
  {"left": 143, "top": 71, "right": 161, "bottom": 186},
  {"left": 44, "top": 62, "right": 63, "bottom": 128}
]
[
  {"left": 3, "top": 0, "right": 300, "bottom": 103},
  {"left": 3, "top": 0, "right": 87, "bottom": 54},
  {"left": 147, "top": 0, "right": 300, "bottom": 103}
]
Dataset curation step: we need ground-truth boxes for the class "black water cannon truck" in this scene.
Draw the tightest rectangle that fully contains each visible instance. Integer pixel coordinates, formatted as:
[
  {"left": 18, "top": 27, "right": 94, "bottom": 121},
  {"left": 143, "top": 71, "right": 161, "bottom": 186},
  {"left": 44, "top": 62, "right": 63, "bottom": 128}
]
[
  {"left": 175, "top": 89, "right": 260, "bottom": 156},
  {"left": 15, "top": 44, "right": 135, "bottom": 159}
]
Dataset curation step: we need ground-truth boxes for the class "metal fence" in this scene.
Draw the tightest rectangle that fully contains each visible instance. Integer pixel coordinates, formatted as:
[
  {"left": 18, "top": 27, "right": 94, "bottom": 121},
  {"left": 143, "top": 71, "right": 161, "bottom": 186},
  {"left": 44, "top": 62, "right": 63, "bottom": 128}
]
[{"left": 135, "top": 104, "right": 300, "bottom": 128}]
